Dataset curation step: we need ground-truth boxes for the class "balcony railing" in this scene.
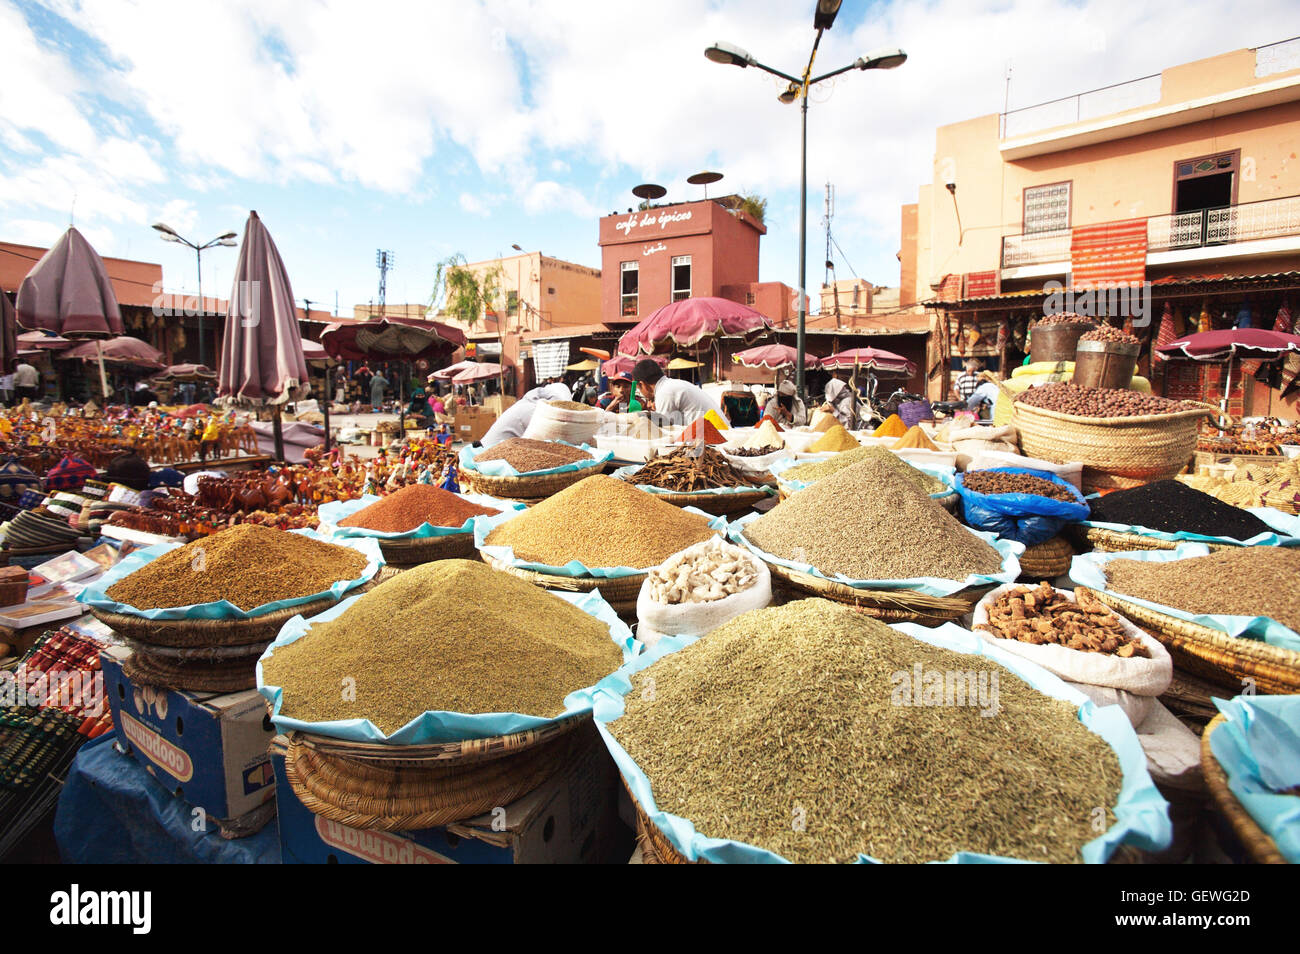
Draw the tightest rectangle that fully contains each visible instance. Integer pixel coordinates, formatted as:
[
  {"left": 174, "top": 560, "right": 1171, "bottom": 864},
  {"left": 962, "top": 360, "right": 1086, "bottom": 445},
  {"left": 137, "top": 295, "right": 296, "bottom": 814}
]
[
  {"left": 999, "top": 194, "right": 1300, "bottom": 269},
  {"left": 1000, "top": 74, "right": 1161, "bottom": 139}
]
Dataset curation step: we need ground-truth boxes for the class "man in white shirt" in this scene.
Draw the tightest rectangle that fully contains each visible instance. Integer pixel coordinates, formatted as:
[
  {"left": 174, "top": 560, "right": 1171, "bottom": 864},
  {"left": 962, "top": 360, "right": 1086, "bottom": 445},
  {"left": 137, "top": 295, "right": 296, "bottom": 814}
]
[
  {"left": 480, "top": 382, "right": 571, "bottom": 447},
  {"left": 630, "top": 359, "right": 725, "bottom": 428},
  {"left": 13, "top": 361, "right": 40, "bottom": 403}
]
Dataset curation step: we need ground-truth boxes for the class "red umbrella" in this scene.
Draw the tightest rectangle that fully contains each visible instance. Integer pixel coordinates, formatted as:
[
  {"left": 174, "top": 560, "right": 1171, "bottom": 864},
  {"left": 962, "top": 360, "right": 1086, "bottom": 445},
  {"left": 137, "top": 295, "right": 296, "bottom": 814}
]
[
  {"left": 0, "top": 293, "right": 17, "bottom": 375},
  {"left": 732, "top": 343, "right": 820, "bottom": 370},
  {"left": 318, "top": 315, "right": 464, "bottom": 363},
  {"left": 1156, "top": 328, "right": 1300, "bottom": 361},
  {"left": 16, "top": 330, "right": 71, "bottom": 351},
  {"left": 820, "top": 346, "right": 916, "bottom": 375},
  {"left": 600, "top": 354, "right": 664, "bottom": 379},
  {"left": 154, "top": 363, "right": 217, "bottom": 380},
  {"left": 430, "top": 358, "right": 479, "bottom": 380},
  {"left": 451, "top": 362, "right": 502, "bottom": 384},
  {"left": 617, "top": 296, "right": 773, "bottom": 356},
  {"left": 14, "top": 226, "right": 123, "bottom": 396},
  {"left": 300, "top": 338, "right": 329, "bottom": 362},
  {"left": 63, "top": 335, "right": 164, "bottom": 368}
]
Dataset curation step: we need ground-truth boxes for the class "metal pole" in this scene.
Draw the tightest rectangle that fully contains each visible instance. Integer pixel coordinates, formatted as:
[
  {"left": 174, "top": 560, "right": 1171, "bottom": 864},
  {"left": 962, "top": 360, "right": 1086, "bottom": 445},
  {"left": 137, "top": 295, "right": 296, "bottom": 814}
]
[
  {"left": 195, "top": 245, "right": 206, "bottom": 368},
  {"left": 796, "top": 91, "right": 809, "bottom": 404}
]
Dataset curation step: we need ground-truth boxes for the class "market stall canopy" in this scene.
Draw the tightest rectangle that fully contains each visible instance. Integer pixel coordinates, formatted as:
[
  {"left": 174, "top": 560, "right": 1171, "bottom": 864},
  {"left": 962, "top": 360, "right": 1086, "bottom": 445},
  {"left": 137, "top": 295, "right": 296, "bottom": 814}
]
[
  {"left": 732, "top": 343, "right": 820, "bottom": 370},
  {"left": 13, "top": 226, "right": 124, "bottom": 339},
  {"left": 1156, "top": 327, "right": 1300, "bottom": 361},
  {"left": 601, "top": 353, "right": 665, "bottom": 379},
  {"left": 300, "top": 338, "right": 329, "bottom": 362},
  {"left": 154, "top": 363, "right": 216, "bottom": 381},
  {"left": 617, "top": 296, "right": 774, "bottom": 356},
  {"left": 0, "top": 292, "right": 17, "bottom": 375},
  {"left": 218, "top": 211, "right": 309, "bottom": 405},
  {"left": 319, "top": 314, "right": 465, "bottom": 363},
  {"left": 451, "top": 361, "right": 502, "bottom": 384},
  {"left": 16, "top": 330, "right": 72, "bottom": 350},
  {"left": 63, "top": 335, "right": 164, "bottom": 369},
  {"left": 820, "top": 346, "right": 916, "bottom": 376},
  {"left": 430, "top": 358, "right": 479, "bottom": 380},
  {"left": 666, "top": 357, "right": 702, "bottom": 369},
  {"left": 565, "top": 358, "right": 600, "bottom": 371}
]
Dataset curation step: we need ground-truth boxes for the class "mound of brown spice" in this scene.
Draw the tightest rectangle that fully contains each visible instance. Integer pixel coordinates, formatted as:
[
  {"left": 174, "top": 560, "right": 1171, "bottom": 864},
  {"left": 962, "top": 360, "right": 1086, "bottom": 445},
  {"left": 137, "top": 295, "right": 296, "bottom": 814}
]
[
  {"left": 106, "top": 524, "right": 368, "bottom": 612},
  {"left": 337, "top": 485, "right": 497, "bottom": 533},
  {"left": 474, "top": 437, "right": 593, "bottom": 472},
  {"left": 262, "top": 559, "right": 622, "bottom": 731}
]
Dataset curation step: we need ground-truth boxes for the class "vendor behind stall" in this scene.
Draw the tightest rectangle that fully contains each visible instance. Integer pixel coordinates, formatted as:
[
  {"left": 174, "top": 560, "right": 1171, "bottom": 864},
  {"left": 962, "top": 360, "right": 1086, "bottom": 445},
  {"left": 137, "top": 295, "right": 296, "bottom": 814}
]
[
  {"left": 823, "top": 369, "right": 856, "bottom": 427},
  {"left": 763, "top": 379, "right": 808, "bottom": 427},
  {"left": 597, "top": 372, "right": 632, "bottom": 413},
  {"left": 631, "top": 359, "right": 725, "bottom": 428},
  {"left": 479, "top": 382, "right": 572, "bottom": 447}
]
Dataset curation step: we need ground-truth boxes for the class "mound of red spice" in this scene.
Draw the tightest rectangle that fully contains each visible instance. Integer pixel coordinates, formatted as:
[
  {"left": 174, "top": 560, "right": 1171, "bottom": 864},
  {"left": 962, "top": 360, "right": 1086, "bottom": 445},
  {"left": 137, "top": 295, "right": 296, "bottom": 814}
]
[
  {"left": 338, "top": 485, "right": 497, "bottom": 533},
  {"left": 678, "top": 418, "right": 726, "bottom": 444}
]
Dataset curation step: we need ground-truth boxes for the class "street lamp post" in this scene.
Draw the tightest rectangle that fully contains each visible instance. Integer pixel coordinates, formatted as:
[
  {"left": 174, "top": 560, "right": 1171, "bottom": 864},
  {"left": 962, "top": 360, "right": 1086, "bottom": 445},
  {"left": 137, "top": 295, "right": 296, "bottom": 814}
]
[
  {"left": 704, "top": 7, "right": 905, "bottom": 403},
  {"left": 152, "top": 223, "right": 238, "bottom": 368}
]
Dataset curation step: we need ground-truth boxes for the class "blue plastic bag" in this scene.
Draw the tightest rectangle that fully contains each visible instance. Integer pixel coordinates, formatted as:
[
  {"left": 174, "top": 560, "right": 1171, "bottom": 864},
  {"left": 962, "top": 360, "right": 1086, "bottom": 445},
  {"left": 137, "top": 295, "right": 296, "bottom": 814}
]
[
  {"left": 1209, "top": 695, "right": 1300, "bottom": 863},
  {"left": 954, "top": 467, "right": 1089, "bottom": 547}
]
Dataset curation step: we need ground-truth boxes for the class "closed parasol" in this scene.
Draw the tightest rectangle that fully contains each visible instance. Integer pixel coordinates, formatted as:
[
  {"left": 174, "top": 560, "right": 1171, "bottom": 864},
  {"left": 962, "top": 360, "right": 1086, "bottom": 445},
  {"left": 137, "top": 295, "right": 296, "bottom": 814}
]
[
  {"left": 63, "top": 335, "right": 164, "bottom": 369},
  {"left": 820, "top": 346, "right": 916, "bottom": 376},
  {"left": 218, "top": 211, "right": 309, "bottom": 460},
  {"left": 0, "top": 293, "right": 17, "bottom": 375},
  {"left": 14, "top": 226, "right": 124, "bottom": 397},
  {"left": 617, "top": 296, "right": 774, "bottom": 356},
  {"left": 732, "top": 343, "right": 820, "bottom": 370}
]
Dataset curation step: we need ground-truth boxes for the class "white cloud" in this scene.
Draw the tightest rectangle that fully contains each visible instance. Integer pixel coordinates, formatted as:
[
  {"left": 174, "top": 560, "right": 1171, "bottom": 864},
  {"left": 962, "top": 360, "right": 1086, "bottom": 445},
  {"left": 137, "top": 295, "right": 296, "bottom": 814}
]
[
  {"left": 459, "top": 192, "right": 490, "bottom": 216},
  {"left": 520, "top": 180, "right": 599, "bottom": 218}
]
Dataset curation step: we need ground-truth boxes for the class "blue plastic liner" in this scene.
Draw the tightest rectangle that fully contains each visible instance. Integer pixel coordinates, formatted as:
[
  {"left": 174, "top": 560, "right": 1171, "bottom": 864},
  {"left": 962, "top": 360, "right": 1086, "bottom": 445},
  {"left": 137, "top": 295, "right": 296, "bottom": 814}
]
[
  {"left": 317, "top": 491, "right": 525, "bottom": 540},
  {"left": 459, "top": 440, "right": 613, "bottom": 478},
  {"left": 611, "top": 463, "right": 773, "bottom": 496},
  {"left": 954, "top": 467, "right": 1090, "bottom": 547},
  {"left": 475, "top": 506, "right": 729, "bottom": 578},
  {"left": 727, "top": 510, "right": 1022, "bottom": 597},
  {"left": 1080, "top": 499, "right": 1300, "bottom": 547},
  {"left": 1209, "top": 695, "right": 1300, "bottom": 863},
  {"left": 79, "top": 529, "right": 384, "bottom": 620},
  {"left": 575, "top": 620, "right": 1171, "bottom": 864},
  {"left": 1069, "top": 543, "right": 1300, "bottom": 653},
  {"left": 258, "top": 586, "right": 638, "bottom": 744}
]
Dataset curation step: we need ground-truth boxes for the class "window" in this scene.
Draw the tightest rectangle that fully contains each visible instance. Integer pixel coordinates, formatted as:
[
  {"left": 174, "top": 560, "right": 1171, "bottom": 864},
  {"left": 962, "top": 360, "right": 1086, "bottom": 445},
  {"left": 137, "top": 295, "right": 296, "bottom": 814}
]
[
  {"left": 620, "top": 262, "right": 639, "bottom": 316},
  {"left": 745, "top": 292, "right": 755, "bottom": 306},
  {"left": 1023, "top": 181, "right": 1071, "bottom": 234},
  {"left": 671, "top": 255, "right": 691, "bottom": 302},
  {"left": 1174, "top": 150, "right": 1238, "bottom": 214},
  {"left": 506, "top": 290, "right": 518, "bottom": 316}
]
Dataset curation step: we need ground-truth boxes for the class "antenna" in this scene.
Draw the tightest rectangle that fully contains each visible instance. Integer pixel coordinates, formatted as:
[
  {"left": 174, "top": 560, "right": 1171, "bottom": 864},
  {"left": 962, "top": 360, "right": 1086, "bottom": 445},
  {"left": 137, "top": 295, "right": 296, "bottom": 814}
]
[
  {"left": 70, "top": 193, "right": 77, "bottom": 226},
  {"left": 375, "top": 249, "right": 394, "bottom": 314},
  {"left": 1004, "top": 63, "right": 1012, "bottom": 114}
]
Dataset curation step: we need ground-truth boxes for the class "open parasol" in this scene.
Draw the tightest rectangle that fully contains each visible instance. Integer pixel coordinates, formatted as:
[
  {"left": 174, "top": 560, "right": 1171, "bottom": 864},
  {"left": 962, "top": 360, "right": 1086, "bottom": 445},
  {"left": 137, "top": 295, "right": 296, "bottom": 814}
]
[
  {"left": 17, "top": 331, "right": 73, "bottom": 351},
  {"left": 63, "top": 335, "right": 164, "bottom": 369},
  {"left": 1157, "top": 327, "right": 1300, "bottom": 416},
  {"left": 218, "top": 211, "right": 309, "bottom": 460},
  {"left": 732, "top": 343, "right": 821, "bottom": 370},
  {"left": 565, "top": 358, "right": 600, "bottom": 371},
  {"left": 14, "top": 226, "right": 124, "bottom": 398},
  {"left": 452, "top": 362, "right": 502, "bottom": 384},
  {"left": 154, "top": 363, "right": 217, "bottom": 381},
  {"left": 431, "top": 359, "right": 479, "bottom": 381},
  {"left": 600, "top": 353, "right": 665, "bottom": 380},
  {"left": 820, "top": 346, "right": 916, "bottom": 376},
  {"left": 318, "top": 315, "right": 465, "bottom": 363},
  {"left": 617, "top": 296, "right": 774, "bottom": 356}
]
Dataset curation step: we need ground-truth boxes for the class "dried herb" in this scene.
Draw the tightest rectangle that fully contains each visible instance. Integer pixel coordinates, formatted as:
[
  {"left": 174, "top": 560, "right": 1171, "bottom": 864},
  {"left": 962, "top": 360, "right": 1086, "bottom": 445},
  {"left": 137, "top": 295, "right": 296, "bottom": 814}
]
[
  {"left": 631, "top": 445, "right": 755, "bottom": 492},
  {"left": 977, "top": 583, "right": 1149, "bottom": 657}
]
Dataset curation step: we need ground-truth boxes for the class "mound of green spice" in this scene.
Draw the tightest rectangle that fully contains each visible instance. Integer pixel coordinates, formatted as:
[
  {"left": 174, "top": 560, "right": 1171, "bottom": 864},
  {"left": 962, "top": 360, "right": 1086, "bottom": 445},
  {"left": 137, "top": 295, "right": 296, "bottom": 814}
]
[
  {"left": 613, "top": 599, "right": 1123, "bottom": 864},
  {"left": 783, "top": 444, "right": 944, "bottom": 493}
]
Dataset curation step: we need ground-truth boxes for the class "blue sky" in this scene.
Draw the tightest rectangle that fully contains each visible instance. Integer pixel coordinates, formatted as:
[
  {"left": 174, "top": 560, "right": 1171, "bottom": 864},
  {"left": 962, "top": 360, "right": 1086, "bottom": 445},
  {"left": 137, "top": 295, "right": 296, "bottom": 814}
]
[{"left": 2, "top": 0, "right": 1297, "bottom": 316}]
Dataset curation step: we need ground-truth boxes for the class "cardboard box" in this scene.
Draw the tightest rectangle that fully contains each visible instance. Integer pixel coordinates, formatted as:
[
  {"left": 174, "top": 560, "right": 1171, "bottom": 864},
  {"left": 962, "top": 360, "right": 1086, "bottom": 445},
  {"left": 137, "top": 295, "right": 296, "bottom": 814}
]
[
  {"left": 453, "top": 407, "right": 497, "bottom": 443},
  {"left": 100, "top": 647, "right": 277, "bottom": 835},
  {"left": 273, "top": 721, "right": 629, "bottom": 863}
]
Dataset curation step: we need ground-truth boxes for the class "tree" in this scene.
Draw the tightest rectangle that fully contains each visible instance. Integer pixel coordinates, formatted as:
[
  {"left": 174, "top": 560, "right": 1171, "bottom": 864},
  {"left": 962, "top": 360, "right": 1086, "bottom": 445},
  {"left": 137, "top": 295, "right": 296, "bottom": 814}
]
[{"left": 430, "top": 253, "right": 509, "bottom": 397}]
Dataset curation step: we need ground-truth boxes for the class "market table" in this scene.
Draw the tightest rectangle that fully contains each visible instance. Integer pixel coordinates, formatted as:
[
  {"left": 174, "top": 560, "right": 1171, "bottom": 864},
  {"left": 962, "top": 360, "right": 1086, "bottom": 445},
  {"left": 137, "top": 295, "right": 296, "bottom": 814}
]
[{"left": 53, "top": 733, "right": 280, "bottom": 864}]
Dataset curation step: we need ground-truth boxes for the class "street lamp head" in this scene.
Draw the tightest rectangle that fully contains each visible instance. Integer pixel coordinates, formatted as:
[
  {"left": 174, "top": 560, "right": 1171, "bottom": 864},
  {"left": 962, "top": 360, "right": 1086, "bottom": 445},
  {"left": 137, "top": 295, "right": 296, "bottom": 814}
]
[
  {"left": 218, "top": 238, "right": 238, "bottom": 246},
  {"left": 704, "top": 41, "right": 755, "bottom": 68},
  {"left": 152, "top": 222, "right": 180, "bottom": 241},
  {"left": 217, "top": 231, "right": 237, "bottom": 241},
  {"left": 511, "top": 244, "right": 523, "bottom": 251},
  {"left": 777, "top": 82, "right": 801, "bottom": 104},
  {"left": 856, "top": 47, "right": 908, "bottom": 70},
  {"left": 813, "top": 0, "right": 843, "bottom": 30}
]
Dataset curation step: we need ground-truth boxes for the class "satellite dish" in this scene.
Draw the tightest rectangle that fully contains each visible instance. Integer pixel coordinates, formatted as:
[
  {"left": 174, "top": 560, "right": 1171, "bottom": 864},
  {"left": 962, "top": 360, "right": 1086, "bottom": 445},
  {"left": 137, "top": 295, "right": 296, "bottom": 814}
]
[
  {"left": 632, "top": 183, "right": 667, "bottom": 202},
  {"left": 686, "top": 171, "right": 724, "bottom": 199}
]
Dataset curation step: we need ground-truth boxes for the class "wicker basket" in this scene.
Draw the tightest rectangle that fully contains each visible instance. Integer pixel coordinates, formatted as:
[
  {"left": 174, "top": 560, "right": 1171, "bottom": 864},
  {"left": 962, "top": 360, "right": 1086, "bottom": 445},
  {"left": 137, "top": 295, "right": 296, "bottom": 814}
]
[
  {"left": 1200, "top": 714, "right": 1289, "bottom": 864},
  {"left": 625, "top": 780, "right": 700, "bottom": 864},
  {"left": 377, "top": 532, "right": 475, "bottom": 566},
  {"left": 1017, "top": 536, "right": 1074, "bottom": 579},
  {"left": 762, "top": 559, "right": 986, "bottom": 624},
  {"left": 635, "top": 488, "right": 769, "bottom": 517},
  {"left": 1074, "top": 586, "right": 1300, "bottom": 694},
  {"left": 1012, "top": 400, "right": 1212, "bottom": 492},
  {"left": 283, "top": 718, "right": 586, "bottom": 830},
  {"left": 92, "top": 595, "right": 345, "bottom": 649},
  {"left": 480, "top": 551, "right": 645, "bottom": 614},
  {"left": 1070, "top": 525, "right": 1235, "bottom": 554},
  {"left": 123, "top": 648, "right": 260, "bottom": 692},
  {"left": 461, "top": 466, "right": 599, "bottom": 503}
]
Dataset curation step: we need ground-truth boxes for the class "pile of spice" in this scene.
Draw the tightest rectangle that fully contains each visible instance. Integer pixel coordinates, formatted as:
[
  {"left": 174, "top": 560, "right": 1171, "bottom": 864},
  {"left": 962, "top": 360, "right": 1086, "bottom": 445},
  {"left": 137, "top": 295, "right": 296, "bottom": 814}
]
[
  {"left": 962, "top": 470, "right": 1078, "bottom": 503},
  {"left": 262, "top": 560, "right": 622, "bottom": 731},
  {"left": 337, "top": 485, "right": 497, "bottom": 533},
  {"left": 474, "top": 437, "right": 593, "bottom": 472},
  {"left": 1034, "top": 312, "right": 1095, "bottom": 326},
  {"left": 809, "top": 424, "right": 858, "bottom": 453},
  {"left": 741, "top": 420, "right": 784, "bottom": 451},
  {"left": 782, "top": 445, "right": 944, "bottom": 494},
  {"left": 106, "top": 525, "right": 368, "bottom": 612},
  {"left": 547, "top": 400, "right": 593, "bottom": 411},
  {"left": 730, "top": 445, "right": 781, "bottom": 457},
  {"left": 485, "top": 474, "right": 716, "bottom": 569},
  {"left": 678, "top": 418, "right": 726, "bottom": 445},
  {"left": 1087, "top": 479, "right": 1274, "bottom": 539},
  {"left": 873, "top": 414, "right": 907, "bottom": 438},
  {"left": 613, "top": 599, "right": 1123, "bottom": 864},
  {"left": 893, "top": 424, "right": 939, "bottom": 450},
  {"left": 1079, "top": 325, "right": 1141, "bottom": 346},
  {"left": 810, "top": 410, "right": 838, "bottom": 432},
  {"left": 1102, "top": 547, "right": 1300, "bottom": 633},
  {"left": 645, "top": 538, "right": 760, "bottom": 605},
  {"left": 978, "top": 583, "right": 1149, "bottom": 657},
  {"left": 630, "top": 445, "right": 755, "bottom": 492},
  {"left": 1016, "top": 382, "right": 1198, "bottom": 418},
  {"left": 747, "top": 458, "right": 1001, "bottom": 581}
]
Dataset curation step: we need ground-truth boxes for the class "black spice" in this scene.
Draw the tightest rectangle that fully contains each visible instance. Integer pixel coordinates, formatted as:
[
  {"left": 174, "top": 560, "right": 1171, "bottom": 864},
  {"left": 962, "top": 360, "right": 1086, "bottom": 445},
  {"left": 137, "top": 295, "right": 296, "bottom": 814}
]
[{"left": 1088, "top": 480, "right": 1275, "bottom": 540}]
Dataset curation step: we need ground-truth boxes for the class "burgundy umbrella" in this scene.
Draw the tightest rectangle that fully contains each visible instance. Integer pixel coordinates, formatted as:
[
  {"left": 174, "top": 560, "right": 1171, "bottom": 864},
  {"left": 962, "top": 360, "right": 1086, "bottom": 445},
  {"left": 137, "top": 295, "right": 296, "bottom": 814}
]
[
  {"left": 63, "top": 335, "right": 165, "bottom": 369},
  {"left": 14, "top": 226, "right": 124, "bottom": 397},
  {"left": 16, "top": 331, "right": 72, "bottom": 351},
  {"left": 318, "top": 315, "right": 465, "bottom": 363},
  {"left": 451, "top": 362, "right": 502, "bottom": 384},
  {"left": 1157, "top": 327, "right": 1300, "bottom": 416},
  {"left": 600, "top": 354, "right": 665, "bottom": 380},
  {"left": 732, "top": 343, "right": 820, "bottom": 370},
  {"left": 154, "top": 363, "right": 217, "bottom": 380},
  {"left": 820, "top": 346, "right": 916, "bottom": 376},
  {"left": 0, "top": 293, "right": 17, "bottom": 375},
  {"left": 430, "top": 358, "right": 479, "bottom": 381},
  {"left": 617, "top": 296, "right": 774, "bottom": 357},
  {"left": 218, "top": 211, "right": 309, "bottom": 460}
]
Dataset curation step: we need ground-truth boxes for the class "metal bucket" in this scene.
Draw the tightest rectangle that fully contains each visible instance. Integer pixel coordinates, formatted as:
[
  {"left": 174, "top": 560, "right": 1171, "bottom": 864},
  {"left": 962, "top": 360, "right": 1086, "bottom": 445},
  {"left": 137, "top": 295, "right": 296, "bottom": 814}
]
[
  {"left": 1073, "top": 339, "right": 1139, "bottom": 390},
  {"left": 1030, "top": 320, "right": 1098, "bottom": 364}
]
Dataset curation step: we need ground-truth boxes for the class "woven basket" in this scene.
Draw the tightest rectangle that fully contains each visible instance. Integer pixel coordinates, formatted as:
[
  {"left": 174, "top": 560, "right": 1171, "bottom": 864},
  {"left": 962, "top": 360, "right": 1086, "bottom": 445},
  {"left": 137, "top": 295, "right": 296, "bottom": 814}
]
[
  {"left": 763, "top": 559, "right": 986, "bottom": 624},
  {"left": 1071, "top": 525, "right": 1235, "bottom": 554},
  {"left": 480, "top": 551, "right": 645, "bottom": 614},
  {"left": 1018, "top": 536, "right": 1074, "bottom": 579},
  {"left": 377, "top": 532, "right": 475, "bottom": 566},
  {"left": 637, "top": 488, "right": 769, "bottom": 517},
  {"left": 1074, "top": 586, "right": 1300, "bottom": 694},
  {"left": 462, "top": 466, "right": 599, "bottom": 503},
  {"left": 283, "top": 721, "right": 584, "bottom": 830},
  {"left": 1012, "top": 400, "right": 1212, "bottom": 492},
  {"left": 1200, "top": 714, "right": 1289, "bottom": 864},
  {"left": 625, "top": 780, "right": 700, "bottom": 865},
  {"left": 123, "top": 648, "right": 259, "bottom": 692}
]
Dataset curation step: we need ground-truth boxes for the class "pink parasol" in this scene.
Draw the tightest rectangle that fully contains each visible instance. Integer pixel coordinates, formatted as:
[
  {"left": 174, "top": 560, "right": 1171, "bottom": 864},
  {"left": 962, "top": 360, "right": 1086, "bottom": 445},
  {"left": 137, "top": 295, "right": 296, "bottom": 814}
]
[
  {"left": 820, "top": 346, "right": 916, "bottom": 376},
  {"left": 16, "top": 330, "right": 72, "bottom": 350},
  {"left": 1156, "top": 327, "right": 1300, "bottom": 361},
  {"left": 451, "top": 362, "right": 502, "bottom": 384},
  {"left": 154, "top": 363, "right": 217, "bottom": 381},
  {"left": 300, "top": 338, "right": 329, "bottom": 362},
  {"left": 63, "top": 335, "right": 164, "bottom": 369},
  {"left": 601, "top": 354, "right": 665, "bottom": 379},
  {"left": 617, "top": 296, "right": 773, "bottom": 356},
  {"left": 732, "top": 343, "right": 820, "bottom": 370},
  {"left": 430, "top": 358, "right": 480, "bottom": 380}
]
